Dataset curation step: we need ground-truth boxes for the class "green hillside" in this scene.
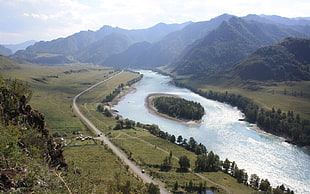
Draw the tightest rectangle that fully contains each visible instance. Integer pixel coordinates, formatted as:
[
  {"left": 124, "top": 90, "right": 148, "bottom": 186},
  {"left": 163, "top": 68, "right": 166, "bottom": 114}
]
[
  {"left": 230, "top": 37, "right": 310, "bottom": 81},
  {"left": 172, "top": 17, "right": 308, "bottom": 76},
  {"left": 0, "top": 55, "right": 20, "bottom": 73}
]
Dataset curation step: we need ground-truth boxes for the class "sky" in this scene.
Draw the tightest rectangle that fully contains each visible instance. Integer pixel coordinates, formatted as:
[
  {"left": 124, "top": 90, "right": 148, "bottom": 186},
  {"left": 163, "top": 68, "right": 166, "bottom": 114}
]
[{"left": 0, "top": 0, "right": 309, "bottom": 44}]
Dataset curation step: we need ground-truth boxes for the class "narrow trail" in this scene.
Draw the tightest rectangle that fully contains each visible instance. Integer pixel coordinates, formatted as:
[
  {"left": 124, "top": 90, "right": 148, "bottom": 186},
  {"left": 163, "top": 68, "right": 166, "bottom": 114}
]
[{"left": 72, "top": 71, "right": 169, "bottom": 194}]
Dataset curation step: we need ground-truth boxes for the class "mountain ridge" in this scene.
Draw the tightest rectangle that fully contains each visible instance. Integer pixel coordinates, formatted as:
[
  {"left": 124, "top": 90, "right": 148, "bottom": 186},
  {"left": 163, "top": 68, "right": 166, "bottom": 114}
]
[
  {"left": 11, "top": 14, "right": 310, "bottom": 68},
  {"left": 228, "top": 37, "right": 310, "bottom": 81},
  {"left": 171, "top": 17, "right": 309, "bottom": 76}
]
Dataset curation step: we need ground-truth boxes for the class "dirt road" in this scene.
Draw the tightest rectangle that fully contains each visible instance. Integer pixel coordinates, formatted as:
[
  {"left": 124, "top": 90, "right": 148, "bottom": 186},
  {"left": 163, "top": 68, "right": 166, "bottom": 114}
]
[{"left": 72, "top": 71, "right": 169, "bottom": 194}]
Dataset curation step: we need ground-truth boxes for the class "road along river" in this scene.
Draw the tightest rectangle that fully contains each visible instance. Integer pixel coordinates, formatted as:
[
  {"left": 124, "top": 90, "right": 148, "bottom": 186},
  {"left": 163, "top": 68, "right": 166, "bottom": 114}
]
[
  {"left": 73, "top": 71, "right": 169, "bottom": 194},
  {"left": 113, "top": 70, "right": 310, "bottom": 193}
]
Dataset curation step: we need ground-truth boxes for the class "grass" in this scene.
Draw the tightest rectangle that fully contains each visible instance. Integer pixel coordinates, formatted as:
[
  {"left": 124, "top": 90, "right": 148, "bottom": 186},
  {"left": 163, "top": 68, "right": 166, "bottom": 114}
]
[
  {"left": 110, "top": 129, "right": 255, "bottom": 193},
  {"left": 5, "top": 65, "right": 116, "bottom": 134},
  {"left": 64, "top": 142, "right": 146, "bottom": 193}
]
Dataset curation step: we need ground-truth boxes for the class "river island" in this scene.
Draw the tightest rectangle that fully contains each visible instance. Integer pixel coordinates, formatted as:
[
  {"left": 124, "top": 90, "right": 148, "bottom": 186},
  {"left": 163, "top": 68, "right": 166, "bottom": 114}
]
[{"left": 145, "top": 93, "right": 204, "bottom": 125}]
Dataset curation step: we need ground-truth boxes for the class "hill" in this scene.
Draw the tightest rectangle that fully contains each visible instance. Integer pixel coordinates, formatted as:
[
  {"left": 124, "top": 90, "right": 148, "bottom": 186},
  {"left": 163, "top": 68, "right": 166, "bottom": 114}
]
[
  {"left": 229, "top": 37, "right": 310, "bottom": 81},
  {"left": 171, "top": 17, "right": 309, "bottom": 76},
  {"left": 0, "top": 45, "right": 12, "bottom": 56},
  {"left": 3, "top": 40, "right": 36, "bottom": 54},
  {"left": 0, "top": 55, "right": 20, "bottom": 72}
]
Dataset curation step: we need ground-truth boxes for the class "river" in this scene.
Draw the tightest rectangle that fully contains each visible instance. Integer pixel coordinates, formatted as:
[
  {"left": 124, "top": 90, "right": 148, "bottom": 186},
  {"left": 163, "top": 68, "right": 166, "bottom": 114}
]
[{"left": 113, "top": 70, "right": 310, "bottom": 193}]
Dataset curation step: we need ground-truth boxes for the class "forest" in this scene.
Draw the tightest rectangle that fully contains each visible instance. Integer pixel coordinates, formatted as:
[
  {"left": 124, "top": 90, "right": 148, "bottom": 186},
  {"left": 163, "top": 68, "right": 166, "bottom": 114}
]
[{"left": 152, "top": 96, "right": 205, "bottom": 120}]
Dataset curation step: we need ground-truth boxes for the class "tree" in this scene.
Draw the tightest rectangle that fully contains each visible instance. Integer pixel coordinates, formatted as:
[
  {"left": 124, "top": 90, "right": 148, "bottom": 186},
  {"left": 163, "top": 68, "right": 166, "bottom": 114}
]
[
  {"left": 230, "top": 161, "right": 237, "bottom": 176},
  {"left": 146, "top": 182, "right": 160, "bottom": 194},
  {"left": 222, "top": 158, "right": 231, "bottom": 173},
  {"left": 173, "top": 181, "right": 179, "bottom": 191},
  {"left": 170, "top": 135, "right": 176, "bottom": 143},
  {"left": 177, "top": 135, "right": 183, "bottom": 144},
  {"left": 188, "top": 137, "right": 197, "bottom": 151},
  {"left": 259, "top": 179, "right": 271, "bottom": 192},
  {"left": 179, "top": 155, "right": 190, "bottom": 171},
  {"left": 195, "top": 151, "right": 220, "bottom": 172},
  {"left": 195, "top": 143, "right": 207, "bottom": 155},
  {"left": 235, "top": 169, "right": 247, "bottom": 184},
  {"left": 250, "top": 174, "right": 260, "bottom": 190},
  {"left": 206, "top": 151, "right": 220, "bottom": 172},
  {"left": 160, "top": 154, "right": 172, "bottom": 171},
  {"left": 195, "top": 154, "right": 208, "bottom": 172}
]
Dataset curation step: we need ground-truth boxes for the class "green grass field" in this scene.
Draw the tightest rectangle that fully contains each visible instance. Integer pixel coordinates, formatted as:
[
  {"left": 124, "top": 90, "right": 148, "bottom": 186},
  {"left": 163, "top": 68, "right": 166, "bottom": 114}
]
[{"left": 109, "top": 129, "right": 254, "bottom": 193}]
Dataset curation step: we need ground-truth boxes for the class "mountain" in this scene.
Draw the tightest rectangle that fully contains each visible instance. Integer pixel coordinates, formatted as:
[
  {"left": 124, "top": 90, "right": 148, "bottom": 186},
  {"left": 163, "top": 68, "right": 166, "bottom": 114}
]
[
  {"left": 172, "top": 17, "right": 309, "bottom": 76},
  {"left": 0, "top": 55, "right": 20, "bottom": 72},
  {"left": 0, "top": 45, "right": 12, "bottom": 56},
  {"left": 243, "top": 14, "right": 310, "bottom": 35},
  {"left": 103, "top": 14, "right": 233, "bottom": 68},
  {"left": 103, "top": 41, "right": 152, "bottom": 68},
  {"left": 74, "top": 33, "right": 131, "bottom": 64},
  {"left": 11, "top": 14, "right": 310, "bottom": 67},
  {"left": 3, "top": 40, "right": 36, "bottom": 53},
  {"left": 14, "top": 22, "right": 189, "bottom": 65},
  {"left": 229, "top": 37, "right": 310, "bottom": 81},
  {"left": 243, "top": 14, "right": 310, "bottom": 26}
]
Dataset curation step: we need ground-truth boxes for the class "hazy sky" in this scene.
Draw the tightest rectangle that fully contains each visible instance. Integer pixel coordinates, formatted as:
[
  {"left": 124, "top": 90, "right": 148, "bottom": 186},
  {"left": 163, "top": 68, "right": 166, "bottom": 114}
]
[{"left": 0, "top": 0, "right": 309, "bottom": 44}]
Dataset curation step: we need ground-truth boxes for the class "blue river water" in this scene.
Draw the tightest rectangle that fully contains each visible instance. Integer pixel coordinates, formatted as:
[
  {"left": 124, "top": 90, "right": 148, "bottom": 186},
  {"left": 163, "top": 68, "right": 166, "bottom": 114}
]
[{"left": 113, "top": 70, "right": 310, "bottom": 193}]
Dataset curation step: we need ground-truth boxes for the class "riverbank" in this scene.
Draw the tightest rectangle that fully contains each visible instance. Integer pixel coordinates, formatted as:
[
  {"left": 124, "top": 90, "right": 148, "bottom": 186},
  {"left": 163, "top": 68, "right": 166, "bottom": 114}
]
[
  {"left": 246, "top": 123, "right": 310, "bottom": 152},
  {"left": 145, "top": 93, "right": 202, "bottom": 126}
]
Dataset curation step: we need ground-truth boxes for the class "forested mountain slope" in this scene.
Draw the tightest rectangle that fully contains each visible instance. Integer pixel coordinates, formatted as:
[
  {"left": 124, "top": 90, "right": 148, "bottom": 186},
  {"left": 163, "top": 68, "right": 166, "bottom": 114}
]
[
  {"left": 229, "top": 37, "right": 310, "bottom": 81},
  {"left": 172, "top": 17, "right": 309, "bottom": 76}
]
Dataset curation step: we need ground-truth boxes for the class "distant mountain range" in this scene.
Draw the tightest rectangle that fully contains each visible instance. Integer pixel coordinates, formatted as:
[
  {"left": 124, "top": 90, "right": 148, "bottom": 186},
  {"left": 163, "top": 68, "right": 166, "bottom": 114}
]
[
  {"left": 0, "top": 40, "right": 36, "bottom": 56},
  {"left": 7, "top": 14, "right": 310, "bottom": 82},
  {"left": 14, "top": 22, "right": 189, "bottom": 65}
]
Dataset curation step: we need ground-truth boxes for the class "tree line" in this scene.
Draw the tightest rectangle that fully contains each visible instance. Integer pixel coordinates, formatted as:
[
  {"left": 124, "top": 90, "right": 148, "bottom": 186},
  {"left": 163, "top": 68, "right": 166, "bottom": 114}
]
[
  {"left": 152, "top": 96, "right": 204, "bottom": 120},
  {"left": 174, "top": 81, "right": 310, "bottom": 146},
  {"left": 102, "top": 73, "right": 143, "bottom": 103}
]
